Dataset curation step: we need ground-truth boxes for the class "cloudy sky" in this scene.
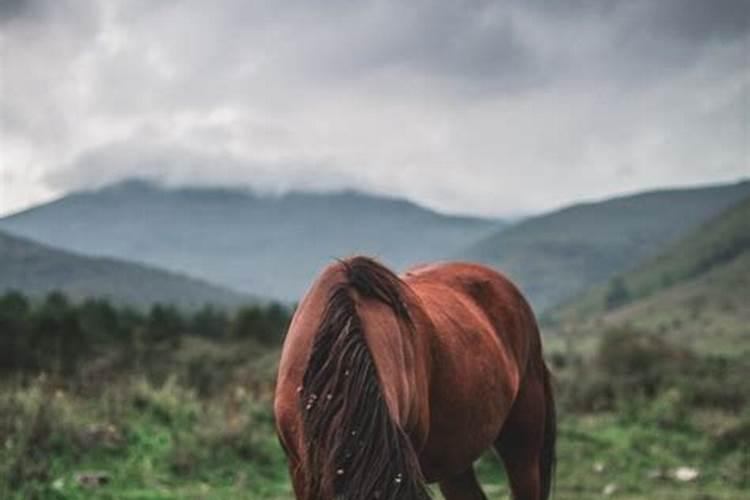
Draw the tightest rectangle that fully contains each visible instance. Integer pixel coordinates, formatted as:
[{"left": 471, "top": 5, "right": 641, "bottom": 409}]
[{"left": 1, "top": 0, "right": 748, "bottom": 217}]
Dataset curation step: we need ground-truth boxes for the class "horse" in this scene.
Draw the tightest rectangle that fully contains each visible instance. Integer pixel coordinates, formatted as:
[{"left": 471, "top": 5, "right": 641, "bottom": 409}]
[{"left": 274, "top": 256, "right": 556, "bottom": 500}]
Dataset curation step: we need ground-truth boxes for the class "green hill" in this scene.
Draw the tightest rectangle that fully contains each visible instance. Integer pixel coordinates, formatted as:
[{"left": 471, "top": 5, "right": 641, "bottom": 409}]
[
  {"left": 463, "top": 180, "right": 750, "bottom": 312},
  {"left": 0, "top": 230, "right": 252, "bottom": 310},
  {"left": 551, "top": 196, "right": 750, "bottom": 354}
]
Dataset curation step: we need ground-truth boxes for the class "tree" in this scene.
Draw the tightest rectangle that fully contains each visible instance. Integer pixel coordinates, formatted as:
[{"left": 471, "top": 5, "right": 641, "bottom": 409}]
[
  {"left": 79, "top": 298, "right": 120, "bottom": 342},
  {"left": 231, "top": 303, "right": 290, "bottom": 345},
  {"left": 605, "top": 276, "right": 630, "bottom": 310},
  {"left": 0, "top": 291, "right": 30, "bottom": 372},
  {"left": 190, "top": 305, "right": 229, "bottom": 338},
  {"left": 30, "top": 292, "right": 86, "bottom": 375},
  {"left": 147, "top": 304, "right": 184, "bottom": 347}
]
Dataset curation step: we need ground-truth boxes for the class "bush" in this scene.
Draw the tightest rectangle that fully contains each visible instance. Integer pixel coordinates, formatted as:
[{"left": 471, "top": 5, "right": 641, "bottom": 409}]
[
  {"left": 0, "top": 383, "right": 81, "bottom": 495},
  {"left": 131, "top": 375, "right": 199, "bottom": 426},
  {"left": 604, "top": 276, "right": 630, "bottom": 310},
  {"left": 557, "top": 327, "right": 748, "bottom": 417}
]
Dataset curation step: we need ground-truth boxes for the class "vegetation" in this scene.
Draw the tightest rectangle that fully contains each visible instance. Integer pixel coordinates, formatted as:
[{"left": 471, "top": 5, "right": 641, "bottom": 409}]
[
  {"left": 604, "top": 276, "right": 630, "bottom": 311},
  {"left": 0, "top": 290, "right": 290, "bottom": 378},
  {"left": 0, "top": 376, "right": 290, "bottom": 500},
  {"left": 549, "top": 196, "right": 750, "bottom": 355},
  {"left": 555, "top": 196, "right": 750, "bottom": 321},
  {"left": 1, "top": 290, "right": 747, "bottom": 499},
  {"left": 467, "top": 180, "right": 750, "bottom": 311},
  {"left": 536, "top": 327, "right": 750, "bottom": 499}
]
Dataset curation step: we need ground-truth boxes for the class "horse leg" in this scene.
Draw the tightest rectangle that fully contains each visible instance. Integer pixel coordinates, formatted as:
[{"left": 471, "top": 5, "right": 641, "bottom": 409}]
[
  {"left": 438, "top": 466, "right": 488, "bottom": 500},
  {"left": 286, "top": 458, "right": 311, "bottom": 499},
  {"left": 494, "top": 374, "right": 546, "bottom": 500}
]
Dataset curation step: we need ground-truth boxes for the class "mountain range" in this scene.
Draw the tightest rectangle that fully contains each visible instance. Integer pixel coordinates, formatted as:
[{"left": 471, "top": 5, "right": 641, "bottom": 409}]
[
  {"left": 464, "top": 180, "right": 750, "bottom": 311},
  {"left": 2, "top": 178, "right": 748, "bottom": 312},
  {"left": 550, "top": 195, "right": 750, "bottom": 355},
  {"left": 0, "top": 180, "right": 502, "bottom": 301},
  {"left": 0, "top": 229, "right": 250, "bottom": 310}
]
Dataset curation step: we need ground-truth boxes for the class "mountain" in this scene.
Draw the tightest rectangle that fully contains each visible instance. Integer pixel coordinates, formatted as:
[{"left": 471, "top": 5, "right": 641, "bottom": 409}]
[
  {"left": 463, "top": 180, "right": 750, "bottom": 312},
  {"left": 549, "top": 196, "right": 750, "bottom": 354},
  {"left": 0, "top": 180, "right": 503, "bottom": 301},
  {"left": 0, "top": 230, "right": 251, "bottom": 310}
]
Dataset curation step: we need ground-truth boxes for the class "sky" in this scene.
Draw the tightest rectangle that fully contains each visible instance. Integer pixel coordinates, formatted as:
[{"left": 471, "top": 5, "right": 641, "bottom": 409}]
[{"left": 0, "top": 0, "right": 748, "bottom": 218}]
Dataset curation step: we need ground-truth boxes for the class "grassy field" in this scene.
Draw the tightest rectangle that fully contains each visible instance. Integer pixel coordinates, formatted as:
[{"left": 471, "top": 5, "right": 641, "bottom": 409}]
[
  {"left": 1, "top": 290, "right": 748, "bottom": 499},
  {"left": 2, "top": 353, "right": 748, "bottom": 499}
]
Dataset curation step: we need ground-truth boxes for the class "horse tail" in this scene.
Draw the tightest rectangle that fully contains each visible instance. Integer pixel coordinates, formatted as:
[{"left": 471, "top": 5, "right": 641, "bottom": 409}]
[
  {"left": 300, "top": 257, "right": 429, "bottom": 500},
  {"left": 540, "top": 362, "right": 557, "bottom": 500}
]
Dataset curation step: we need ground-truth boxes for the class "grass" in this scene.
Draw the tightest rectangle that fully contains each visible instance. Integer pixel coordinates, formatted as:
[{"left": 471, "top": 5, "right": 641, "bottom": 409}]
[
  {"left": 0, "top": 377, "right": 291, "bottom": 499},
  {"left": 471, "top": 409, "right": 750, "bottom": 500},
  {"left": 2, "top": 374, "right": 748, "bottom": 499},
  {"left": 542, "top": 249, "right": 750, "bottom": 358}
]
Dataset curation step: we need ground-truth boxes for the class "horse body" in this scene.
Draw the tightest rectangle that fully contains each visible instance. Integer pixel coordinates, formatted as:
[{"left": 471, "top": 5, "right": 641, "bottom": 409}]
[{"left": 275, "top": 257, "right": 555, "bottom": 500}]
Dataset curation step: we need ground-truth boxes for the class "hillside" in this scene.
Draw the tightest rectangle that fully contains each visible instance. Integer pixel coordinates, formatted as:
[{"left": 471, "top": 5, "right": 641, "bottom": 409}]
[
  {"left": 550, "top": 196, "right": 750, "bottom": 354},
  {"left": 0, "top": 230, "right": 251, "bottom": 310},
  {"left": 0, "top": 180, "right": 502, "bottom": 301},
  {"left": 463, "top": 180, "right": 750, "bottom": 312}
]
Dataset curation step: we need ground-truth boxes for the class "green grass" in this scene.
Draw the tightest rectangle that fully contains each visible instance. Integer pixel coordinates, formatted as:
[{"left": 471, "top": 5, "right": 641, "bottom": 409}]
[
  {"left": 0, "top": 378, "right": 291, "bottom": 500},
  {"left": 2, "top": 377, "right": 748, "bottom": 500},
  {"left": 472, "top": 414, "right": 750, "bottom": 500},
  {"left": 544, "top": 250, "right": 750, "bottom": 357}
]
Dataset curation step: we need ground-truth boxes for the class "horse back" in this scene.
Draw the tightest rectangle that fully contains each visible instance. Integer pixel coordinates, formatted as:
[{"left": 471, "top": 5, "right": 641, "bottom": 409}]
[
  {"left": 403, "top": 262, "right": 540, "bottom": 479},
  {"left": 404, "top": 261, "right": 536, "bottom": 377}
]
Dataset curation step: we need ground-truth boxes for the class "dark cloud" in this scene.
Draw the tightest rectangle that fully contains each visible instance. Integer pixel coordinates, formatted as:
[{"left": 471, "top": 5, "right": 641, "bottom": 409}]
[
  {"left": 0, "top": 0, "right": 100, "bottom": 29},
  {"left": 0, "top": 0, "right": 28, "bottom": 21},
  {"left": 645, "top": 0, "right": 749, "bottom": 43},
  {"left": 0, "top": 0, "right": 747, "bottom": 217},
  {"left": 526, "top": 0, "right": 749, "bottom": 41}
]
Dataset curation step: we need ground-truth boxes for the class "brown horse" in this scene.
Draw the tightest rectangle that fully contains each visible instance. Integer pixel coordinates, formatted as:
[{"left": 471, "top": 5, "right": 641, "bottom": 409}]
[{"left": 274, "top": 256, "right": 555, "bottom": 500}]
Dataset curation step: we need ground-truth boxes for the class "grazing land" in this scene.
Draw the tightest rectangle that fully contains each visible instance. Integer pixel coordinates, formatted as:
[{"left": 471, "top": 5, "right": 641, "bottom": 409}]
[
  {"left": 3, "top": 180, "right": 749, "bottom": 500},
  {"left": 1, "top": 291, "right": 748, "bottom": 499}
]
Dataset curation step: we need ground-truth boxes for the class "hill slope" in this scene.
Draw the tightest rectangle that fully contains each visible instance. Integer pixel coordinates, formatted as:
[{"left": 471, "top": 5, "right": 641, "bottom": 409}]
[
  {"left": 0, "top": 180, "right": 502, "bottom": 301},
  {"left": 551, "top": 196, "right": 750, "bottom": 354},
  {"left": 463, "top": 180, "right": 750, "bottom": 312},
  {"left": 0, "top": 230, "right": 251, "bottom": 310}
]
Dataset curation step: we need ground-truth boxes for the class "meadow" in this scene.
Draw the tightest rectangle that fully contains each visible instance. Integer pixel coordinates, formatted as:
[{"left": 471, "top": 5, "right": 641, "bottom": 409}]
[{"left": 1, "top": 292, "right": 748, "bottom": 499}]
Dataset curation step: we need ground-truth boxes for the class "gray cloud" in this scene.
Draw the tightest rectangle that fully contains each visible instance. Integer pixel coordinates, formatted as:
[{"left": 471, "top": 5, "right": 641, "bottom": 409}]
[{"left": 1, "top": 0, "right": 747, "bottom": 217}]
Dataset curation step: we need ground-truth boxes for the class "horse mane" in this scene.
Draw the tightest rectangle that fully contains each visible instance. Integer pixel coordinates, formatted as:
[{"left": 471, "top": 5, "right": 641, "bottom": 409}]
[{"left": 300, "top": 256, "right": 429, "bottom": 499}]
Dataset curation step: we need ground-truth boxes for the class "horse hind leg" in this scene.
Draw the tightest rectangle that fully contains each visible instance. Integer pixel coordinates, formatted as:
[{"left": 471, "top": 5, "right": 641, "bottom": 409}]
[
  {"left": 494, "top": 366, "right": 553, "bottom": 500},
  {"left": 438, "top": 466, "right": 488, "bottom": 500}
]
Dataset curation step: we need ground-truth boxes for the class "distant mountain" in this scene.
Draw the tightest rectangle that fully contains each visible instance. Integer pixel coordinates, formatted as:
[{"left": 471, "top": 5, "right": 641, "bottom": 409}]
[
  {"left": 463, "top": 180, "right": 750, "bottom": 312},
  {"left": 550, "top": 196, "right": 750, "bottom": 354},
  {"left": 0, "top": 180, "right": 503, "bottom": 301},
  {"left": 0, "top": 230, "right": 251, "bottom": 310}
]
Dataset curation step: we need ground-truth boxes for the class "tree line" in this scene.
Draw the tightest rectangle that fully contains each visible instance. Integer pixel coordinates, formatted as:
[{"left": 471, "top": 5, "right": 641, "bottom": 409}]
[{"left": 0, "top": 290, "right": 291, "bottom": 376}]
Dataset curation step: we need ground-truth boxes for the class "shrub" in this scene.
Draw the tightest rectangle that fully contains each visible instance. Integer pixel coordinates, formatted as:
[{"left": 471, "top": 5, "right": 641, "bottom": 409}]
[
  {"left": 604, "top": 276, "right": 630, "bottom": 310},
  {"left": 131, "top": 375, "right": 199, "bottom": 426}
]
